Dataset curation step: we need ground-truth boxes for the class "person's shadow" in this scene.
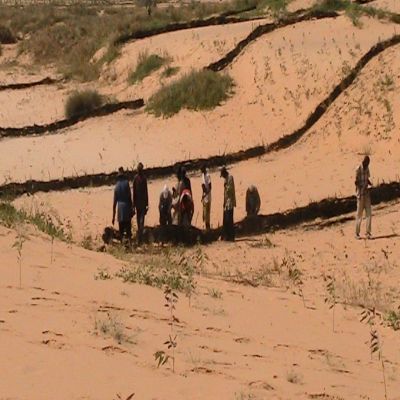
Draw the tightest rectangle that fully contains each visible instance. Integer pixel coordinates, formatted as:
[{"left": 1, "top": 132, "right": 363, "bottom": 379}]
[{"left": 369, "top": 233, "right": 399, "bottom": 240}]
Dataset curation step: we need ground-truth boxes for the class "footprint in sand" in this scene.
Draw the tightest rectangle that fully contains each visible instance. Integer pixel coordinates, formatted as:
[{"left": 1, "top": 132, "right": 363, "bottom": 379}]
[
  {"left": 102, "top": 345, "right": 128, "bottom": 355},
  {"left": 234, "top": 337, "right": 250, "bottom": 344},
  {"left": 42, "top": 339, "right": 66, "bottom": 349}
]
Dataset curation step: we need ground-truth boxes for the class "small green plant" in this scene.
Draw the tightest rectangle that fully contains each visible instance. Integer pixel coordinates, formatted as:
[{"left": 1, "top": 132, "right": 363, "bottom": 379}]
[
  {"left": 262, "top": 0, "right": 289, "bottom": 19},
  {"left": 115, "top": 250, "right": 196, "bottom": 293},
  {"left": 384, "top": 306, "right": 400, "bottom": 331},
  {"left": 147, "top": 69, "right": 234, "bottom": 117},
  {"left": 208, "top": 288, "right": 223, "bottom": 299},
  {"left": 13, "top": 229, "right": 27, "bottom": 288},
  {"left": 65, "top": 90, "right": 103, "bottom": 119},
  {"left": 161, "top": 65, "right": 180, "bottom": 78},
  {"left": 360, "top": 307, "right": 388, "bottom": 400},
  {"left": 94, "top": 267, "right": 113, "bottom": 280},
  {"left": 282, "top": 255, "right": 305, "bottom": 307},
  {"left": 324, "top": 274, "right": 337, "bottom": 332},
  {"left": 81, "top": 234, "right": 94, "bottom": 250},
  {"left": 345, "top": 2, "right": 363, "bottom": 27},
  {"left": 128, "top": 52, "right": 166, "bottom": 84},
  {"left": 154, "top": 285, "right": 178, "bottom": 372},
  {"left": 95, "top": 312, "right": 127, "bottom": 344}
]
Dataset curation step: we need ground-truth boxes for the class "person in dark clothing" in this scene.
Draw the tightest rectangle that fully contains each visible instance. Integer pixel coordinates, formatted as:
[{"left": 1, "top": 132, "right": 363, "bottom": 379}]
[
  {"left": 112, "top": 167, "right": 133, "bottom": 242},
  {"left": 132, "top": 162, "right": 148, "bottom": 245},
  {"left": 246, "top": 185, "right": 261, "bottom": 217},
  {"left": 159, "top": 185, "right": 172, "bottom": 226},
  {"left": 178, "top": 166, "right": 192, "bottom": 196},
  {"left": 220, "top": 166, "right": 236, "bottom": 241}
]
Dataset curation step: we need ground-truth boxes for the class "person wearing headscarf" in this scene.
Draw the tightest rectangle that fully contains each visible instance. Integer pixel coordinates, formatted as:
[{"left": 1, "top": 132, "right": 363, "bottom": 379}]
[
  {"left": 220, "top": 166, "right": 236, "bottom": 241},
  {"left": 159, "top": 184, "right": 172, "bottom": 226}
]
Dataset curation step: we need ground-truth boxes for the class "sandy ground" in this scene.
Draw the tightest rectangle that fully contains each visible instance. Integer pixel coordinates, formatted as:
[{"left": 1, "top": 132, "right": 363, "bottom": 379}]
[
  {"left": 1, "top": 202, "right": 400, "bottom": 400},
  {"left": 1, "top": 15, "right": 398, "bottom": 183},
  {"left": 15, "top": 40, "right": 400, "bottom": 241},
  {"left": 370, "top": 0, "right": 400, "bottom": 13},
  {"left": 2, "top": 2, "right": 400, "bottom": 399}
]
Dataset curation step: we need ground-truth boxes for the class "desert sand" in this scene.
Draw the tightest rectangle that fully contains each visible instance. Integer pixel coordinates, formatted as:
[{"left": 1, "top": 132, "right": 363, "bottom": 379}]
[{"left": 1, "top": 1, "right": 400, "bottom": 399}]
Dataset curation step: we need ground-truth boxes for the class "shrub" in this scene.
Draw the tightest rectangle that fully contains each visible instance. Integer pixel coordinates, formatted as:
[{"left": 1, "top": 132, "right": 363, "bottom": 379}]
[
  {"left": 0, "top": 25, "right": 16, "bottom": 44},
  {"left": 65, "top": 90, "right": 103, "bottom": 119},
  {"left": 147, "top": 69, "right": 234, "bottom": 117},
  {"left": 161, "top": 65, "right": 180, "bottom": 78},
  {"left": 128, "top": 52, "right": 166, "bottom": 84}
]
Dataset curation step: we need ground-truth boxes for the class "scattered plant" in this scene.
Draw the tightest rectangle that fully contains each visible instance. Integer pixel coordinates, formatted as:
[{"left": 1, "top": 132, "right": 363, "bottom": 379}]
[
  {"left": 154, "top": 285, "right": 179, "bottom": 372},
  {"left": 95, "top": 312, "right": 128, "bottom": 344},
  {"left": 324, "top": 274, "right": 337, "bottom": 332},
  {"left": 147, "top": 69, "right": 234, "bottom": 117},
  {"left": 208, "top": 288, "right": 223, "bottom": 299},
  {"left": 65, "top": 90, "right": 103, "bottom": 119},
  {"left": 161, "top": 65, "right": 180, "bottom": 79},
  {"left": 128, "top": 51, "right": 167, "bottom": 84},
  {"left": 360, "top": 307, "right": 388, "bottom": 399},
  {"left": 13, "top": 229, "right": 27, "bottom": 288},
  {"left": 95, "top": 267, "right": 113, "bottom": 280}
]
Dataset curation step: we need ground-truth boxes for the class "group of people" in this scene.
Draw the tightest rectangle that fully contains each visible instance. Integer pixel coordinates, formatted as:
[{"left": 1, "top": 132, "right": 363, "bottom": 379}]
[
  {"left": 112, "top": 155, "right": 373, "bottom": 244},
  {"left": 113, "top": 163, "right": 262, "bottom": 244}
]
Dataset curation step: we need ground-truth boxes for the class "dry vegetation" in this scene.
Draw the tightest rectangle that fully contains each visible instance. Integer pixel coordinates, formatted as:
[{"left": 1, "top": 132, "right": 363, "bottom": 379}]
[
  {"left": 0, "top": 0, "right": 259, "bottom": 80},
  {"left": 147, "top": 69, "right": 234, "bottom": 117}
]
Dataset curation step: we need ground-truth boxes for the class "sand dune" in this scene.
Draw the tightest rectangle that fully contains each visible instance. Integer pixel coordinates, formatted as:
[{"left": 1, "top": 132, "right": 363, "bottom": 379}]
[
  {"left": 1, "top": 16, "right": 398, "bottom": 184},
  {"left": 14, "top": 38, "right": 400, "bottom": 241},
  {"left": 1, "top": 202, "right": 400, "bottom": 399},
  {"left": 2, "top": 3, "right": 400, "bottom": 399}
]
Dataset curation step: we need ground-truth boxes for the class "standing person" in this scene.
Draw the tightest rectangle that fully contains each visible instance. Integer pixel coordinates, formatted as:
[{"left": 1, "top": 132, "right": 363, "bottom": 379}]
[
  {"left": 159, "top": 184, "right": 172, "bottom": 226},
  {"left": 132, "top": 162, "right": 148, "bottom": 245},
  {"left": 112, "top": 167, "right": 133, "bottom": 242},
  {"left": 201, "top": 164, "right": 212, "bottom": 230},
  {"left": 178, "top": 166, "right": 192, "bottom": 196},
  {"left": 246, "top": 185, "right": 261, "bottom": 217},
  {"left": 171, "top": 187, "right": 179, "bottom": 225},
  {"left": 220, "top": 166, "right": 236, "bottom": 241},
  {"left": 355, "top": 156, "right": 372, "bottom": 239}
]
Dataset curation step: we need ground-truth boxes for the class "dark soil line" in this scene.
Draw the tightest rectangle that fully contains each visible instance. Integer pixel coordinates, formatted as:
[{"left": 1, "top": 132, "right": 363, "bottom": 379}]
[
  {"left": 0, "top": 77, "right": 60, "bottom": 91},
  {"left": 113, "top": 5, "right": 263, "bottom": 45},
  {"left": 1, "top": 35, "right": 399, "bottom": 199},
  {"left": 142, "top": 181, "right": 400, "bottom": 245},
  {"left": 206, "top": 9, "right": 339, "bottom": 72},
  {"left": 0, "top": 99, "right": 144, "bottom": 139}
]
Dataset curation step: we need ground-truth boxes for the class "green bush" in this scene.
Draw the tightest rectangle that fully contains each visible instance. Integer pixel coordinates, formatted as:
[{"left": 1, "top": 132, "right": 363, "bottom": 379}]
[
  {"left": 147, "top": 69, "right": 234, "bottom": 117},
  {"left": 128, "top": 52, "right": 166, "bottom": 84},
  {"left": 65, "top": 90, "right": 103, "bottom": 119},
  {"left": 0, "top": 25, "right": 16, "bottom": 44}
]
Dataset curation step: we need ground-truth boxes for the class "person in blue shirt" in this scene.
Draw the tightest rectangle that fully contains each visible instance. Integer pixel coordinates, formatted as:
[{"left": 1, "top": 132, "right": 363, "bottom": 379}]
[{"left": 112, "top": 167, "right": 133, "bottom": 242}]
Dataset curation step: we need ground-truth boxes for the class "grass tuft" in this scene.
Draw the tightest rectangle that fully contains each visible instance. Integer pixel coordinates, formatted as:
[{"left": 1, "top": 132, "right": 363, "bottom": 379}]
[
  {"left": 147, "top": 69, "right": 234, "bottom": 117},
  {"left": 0, "top": 202, "right": 69, "bottom": 241},
  {"left": 65, "top": 90, "right": 103, "bottom": 119},
  {"left": 128, "top": 52, "right": 166, "bottom": 84},
  {"left": 161, "top": 65, "right": 180, "bottom": 79}
]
